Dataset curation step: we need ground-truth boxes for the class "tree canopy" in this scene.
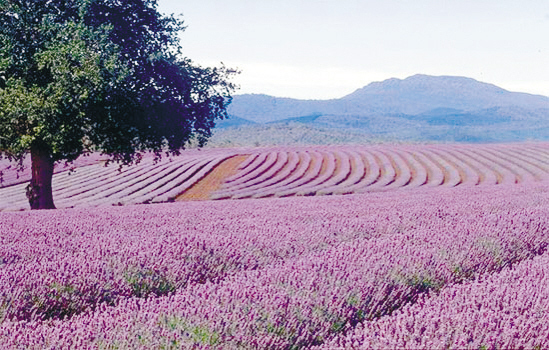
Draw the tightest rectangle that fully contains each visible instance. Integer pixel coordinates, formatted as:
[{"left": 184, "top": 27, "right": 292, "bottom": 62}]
[{"left": 0, "top": 0, "right": 238, "bottom": 209}]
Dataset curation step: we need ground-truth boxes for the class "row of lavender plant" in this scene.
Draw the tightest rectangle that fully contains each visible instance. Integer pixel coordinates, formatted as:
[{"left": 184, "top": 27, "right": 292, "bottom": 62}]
[
  {"left": 0, "top": 147, "right": 250, "bottom": 190},
  {"left": 0, "top": 149, "right": 239, "bottom": 211},
  {"left": 317, "top": 249, "right": 549, "bottom": 349},
  {"left": 211, "top": 143, "right": 549, "bottom": 199},
  {"left": 2, "top": 182, "right": 549, "bottom": 348},
  {"left": 4, "top": 143, "right": 549, "bottom": 210},
  {"left": 0, "top": 152, "right": 110, "bottom": 189}
]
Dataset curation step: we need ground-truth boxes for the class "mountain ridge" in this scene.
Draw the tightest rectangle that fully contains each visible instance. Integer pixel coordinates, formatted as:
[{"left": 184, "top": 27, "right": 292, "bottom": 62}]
[{"left": 216, "top": 74, "right": 549, "bottom": 144}]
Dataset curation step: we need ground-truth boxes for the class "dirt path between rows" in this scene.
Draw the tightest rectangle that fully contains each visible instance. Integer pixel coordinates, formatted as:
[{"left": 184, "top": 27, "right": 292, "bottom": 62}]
[{"left": 176, "top": 155, "right": 249, "bottom": 201}]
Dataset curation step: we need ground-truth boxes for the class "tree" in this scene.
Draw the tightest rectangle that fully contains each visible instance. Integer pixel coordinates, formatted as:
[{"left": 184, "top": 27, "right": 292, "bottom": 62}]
[{"left": 0, "top": 0, "right": 237, "bottom": 209}]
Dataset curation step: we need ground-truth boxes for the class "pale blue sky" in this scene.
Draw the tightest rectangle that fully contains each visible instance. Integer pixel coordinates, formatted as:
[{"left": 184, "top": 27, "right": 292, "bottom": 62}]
[{"left": 158, "top": 0, "right": 549, "bottom": 99}]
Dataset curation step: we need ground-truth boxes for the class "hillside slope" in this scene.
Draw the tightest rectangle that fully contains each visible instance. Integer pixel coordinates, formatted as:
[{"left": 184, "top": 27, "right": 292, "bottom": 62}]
[
  {"left": 3, "top": 143, "right": 549, "bottom": 210},
  {"left": 222, "top": 75, "right": 549, "bottom": 143}
]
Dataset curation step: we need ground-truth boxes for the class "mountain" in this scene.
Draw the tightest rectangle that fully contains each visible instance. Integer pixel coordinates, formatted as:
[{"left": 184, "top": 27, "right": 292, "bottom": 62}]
[
  {"left": 218, "top": 74, "right": 549, "bottom": 144},
  {"left": 226, "top": 94, "right": 343, "bottom": 124},
  {"left": 342, "top": 74, "right": 548, "bottom": 114},
  {"left": 214, "top": 115, "right": 256, "bottom": 129}
]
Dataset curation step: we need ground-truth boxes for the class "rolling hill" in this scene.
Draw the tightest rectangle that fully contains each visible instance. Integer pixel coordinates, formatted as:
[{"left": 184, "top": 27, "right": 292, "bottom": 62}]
[
  {"left": 4, "top": 142, "right": 549, "bottom": 211},
  {"left": 216, "top": 74, "right": 549, "bottom": 144}
]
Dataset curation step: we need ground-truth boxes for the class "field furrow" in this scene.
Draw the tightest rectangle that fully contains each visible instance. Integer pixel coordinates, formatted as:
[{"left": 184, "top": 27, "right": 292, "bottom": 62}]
[
  {"left": 409, "top": 149, "right": 445, "bottom": 187},
  {"left": 151, "top": 156, "right": 234, "bottom": 203},
  {"left": 294, "top": 151, "right": 338, "bottom": 196},
  {"left": 231, "top": 151, "right": 300, "bottom": 199},
  {"left": 213, "top": 152, "right": 290, "bottom": 199},
  {"left": 459, "top": 146, "right": 515, "bottom": 185},
  {"left": 96, "top": 157, "right": 214, "bottom": 206},
  {"left": 54, "top": 158, "right": 189, "bottom": 205},
  {"left": 115, "top": 159, "right": 213, "bottom": 205},
  {"left": 0, "top": 151, "right": 239, "bottom": 210},
  {"left": 395, "top": 149, "right": 427, "bottom": 189},
  {"left": 3, "top": 144, "right": 549, "bottom": 209},
  {"left": 176, "top": 155, "right": 249, "bottom": 201},
  {"left": 220, "top": 152, "right": 274, "bottom": 188},
  {"left": 274, "top": 151, "right": 324, "bottom": 197},
  {"left": 381, "top": 148, "right": 412, "bottom": 190},
  {"left": 251, "top": 151, "right": 312, "bottom": 198},
  {"left": 509, "top": 146, "right": 549, "bottom": 175},
  {"left": 319, "top": 150, "right": 366, "bottom": 195},
  {"left": 344, "top": 150, "right": 381, "bottom": 192},
  {"left": 429, "top": 147, "right": 478, "bottom": 186},
  {"left": 479, "top": 145, "right": 535, "bottom": 183},
  {"left": 355, "top": 149, "right": 391, "bottom": 191},
  {"left": 419, "top": 148, "right": 461, "bottom": 187},
  {"left": 0, "top": 153, "right": 110, "bottom": 189},
  {"left": 52, "top": 163, "right": 113, "bottom": 191},
  {"left": 314, "top": 150, "right": 353, "bottom": 195}
]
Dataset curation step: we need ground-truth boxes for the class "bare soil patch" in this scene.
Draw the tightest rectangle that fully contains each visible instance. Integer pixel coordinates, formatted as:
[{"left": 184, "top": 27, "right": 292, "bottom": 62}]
[{"left": 176, "top": 155, "right": 249, "bottom": 201}]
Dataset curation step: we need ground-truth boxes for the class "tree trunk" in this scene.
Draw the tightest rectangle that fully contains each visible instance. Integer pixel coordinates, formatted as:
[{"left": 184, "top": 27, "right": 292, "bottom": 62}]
[{"left": 26, "top": 144, "right": 56, "bottom": 210}]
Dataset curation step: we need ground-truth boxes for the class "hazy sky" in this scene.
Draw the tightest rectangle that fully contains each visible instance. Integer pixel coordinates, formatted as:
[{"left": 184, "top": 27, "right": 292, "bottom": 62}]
[{"left": 158, "top": 0, "right": 549, "bottom": 100}]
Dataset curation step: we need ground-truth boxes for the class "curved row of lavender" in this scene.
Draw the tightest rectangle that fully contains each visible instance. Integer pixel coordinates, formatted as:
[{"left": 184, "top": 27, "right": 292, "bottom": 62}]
[
  {"left": 0, "top": 153, "right": 111, "bottom": 189},
  {"left": 0, "top": 149, "right": 239, "bottom": 211},
  {"left": 1, "top": 181, "right": 549, "bottom": 348},
  {"left": 3, "top": 143, "right": 549, "bottom": 210},
  {"left": 212, "top": 143, "right": 549, "bottom": 199}
]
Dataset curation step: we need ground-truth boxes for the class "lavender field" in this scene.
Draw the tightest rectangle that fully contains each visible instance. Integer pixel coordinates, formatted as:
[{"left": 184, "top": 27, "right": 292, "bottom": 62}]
[
  {"left": 1, "top": 172, "right": 549, "bottom": 348},
  {"left": 0, "top": 149, "right": 240, "bottom": 211},
  {"left": 4, "top": 143, "right": 549, "bottom": 211}
]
